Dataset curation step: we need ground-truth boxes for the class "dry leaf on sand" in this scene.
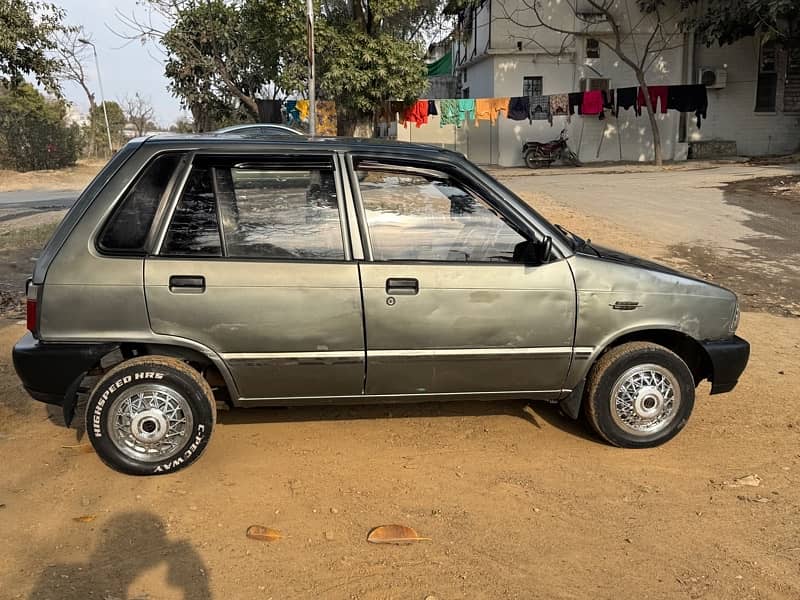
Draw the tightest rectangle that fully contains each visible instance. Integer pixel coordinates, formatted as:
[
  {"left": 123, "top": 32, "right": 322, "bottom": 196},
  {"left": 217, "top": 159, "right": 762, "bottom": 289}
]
[
  {"left": 367, "top": 524, "right": 430, "bottom": 544},
  {"left": 72, "top": 515, "right": 96, "bottom": 523},
  {"left": 246, "top": 525, "right": 282, "bottom": 542}
]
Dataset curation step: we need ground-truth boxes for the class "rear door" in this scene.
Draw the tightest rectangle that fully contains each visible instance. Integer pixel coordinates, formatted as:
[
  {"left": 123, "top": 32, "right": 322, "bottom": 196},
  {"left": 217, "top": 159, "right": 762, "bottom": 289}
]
[
  {"left": 144, "top": 153, "right": 364, "bottom": 401},
  {"left": 350, "top": 158, "right": 576, "bottom": 398}
]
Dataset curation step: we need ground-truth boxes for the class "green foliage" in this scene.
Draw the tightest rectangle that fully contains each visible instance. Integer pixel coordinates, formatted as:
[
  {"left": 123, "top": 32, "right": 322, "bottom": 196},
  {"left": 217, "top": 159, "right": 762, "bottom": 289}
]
[
  {"left": 319, "top": 27, "right": 427, "bottom": 113},
  {"left": 87, "top": 101, "right": 126, "bottom": 154},
  {"left": 0, "top": 83, "right": 81, "bottom": 171},
  {"left": 157, "top": 0, "right": 435, "bottom": 126},
  {"left": 0, "top": 0, "right": 66, "bottom": 91},
  {"left": 687, "top": 0, "right": 800, "bottom": 49}
]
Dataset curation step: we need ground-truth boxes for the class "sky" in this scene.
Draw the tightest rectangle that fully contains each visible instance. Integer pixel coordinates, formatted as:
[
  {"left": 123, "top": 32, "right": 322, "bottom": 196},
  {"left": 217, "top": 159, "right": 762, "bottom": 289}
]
[{"left": 56, "top": 0, "right": 184, "bottom": 126}]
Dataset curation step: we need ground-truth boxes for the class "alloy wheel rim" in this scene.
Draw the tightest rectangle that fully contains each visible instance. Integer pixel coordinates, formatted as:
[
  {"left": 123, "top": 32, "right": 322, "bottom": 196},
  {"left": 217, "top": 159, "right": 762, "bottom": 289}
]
[
  {"left": 107, "top": 384, "right": 194, "bottom": 462},
  {"left": 610, "top": 364, "right": 681, "bottom": 436}
]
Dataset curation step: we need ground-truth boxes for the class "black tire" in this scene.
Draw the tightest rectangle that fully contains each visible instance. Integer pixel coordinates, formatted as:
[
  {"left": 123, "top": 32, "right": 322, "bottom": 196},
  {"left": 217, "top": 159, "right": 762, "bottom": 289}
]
[
  {"left": 85, "top": 356, "right": 216, "bottom": 475},
  {"left": 583, "top": 342, "right": 695, "bottom": 448},
  {"left": 524, "top": 150, "right": 549, "bottom": 169}
]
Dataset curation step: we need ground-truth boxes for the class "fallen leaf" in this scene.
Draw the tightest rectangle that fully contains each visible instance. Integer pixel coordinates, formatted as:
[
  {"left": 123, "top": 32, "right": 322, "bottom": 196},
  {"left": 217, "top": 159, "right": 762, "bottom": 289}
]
[
  {"left": 61, "top": 444, "right": 94, "bottom": 454},
  {"left": 72, "top": 515, "right": 96, "bottom": 523},
  {"left": 727, "top": 474, "right": 761, "bottom": 488},
  {"left": 367, "top": 524, "right": 430, "bottom": 544},
  {"left": 246, "top": 525, "right": 282, "bottom": 542}
]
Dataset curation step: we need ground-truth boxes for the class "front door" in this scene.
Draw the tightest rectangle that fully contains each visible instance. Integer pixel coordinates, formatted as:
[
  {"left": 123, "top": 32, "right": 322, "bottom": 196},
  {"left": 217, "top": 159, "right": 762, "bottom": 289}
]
[
  {"left": 144, "top": 154, "right": 364, "bottom": 401},
  {"left": 352, "top": 161, "right": 576, "bottom": 397}
]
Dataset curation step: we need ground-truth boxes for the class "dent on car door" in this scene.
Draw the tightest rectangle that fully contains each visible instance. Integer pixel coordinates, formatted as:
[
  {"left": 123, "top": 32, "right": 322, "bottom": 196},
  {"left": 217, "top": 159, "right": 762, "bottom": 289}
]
[
  {"left": 144, "top": 154, "right": 365, "bottom": 401},
  {"left": 351, "top": 159, "right": 577, "bottom": 397}
]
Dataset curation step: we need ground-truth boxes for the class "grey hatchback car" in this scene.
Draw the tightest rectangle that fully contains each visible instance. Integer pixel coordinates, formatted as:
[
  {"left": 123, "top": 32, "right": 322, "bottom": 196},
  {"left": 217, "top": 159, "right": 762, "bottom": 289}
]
[{"left": 13, "top": 135, "right": 749, "bottom": 475}]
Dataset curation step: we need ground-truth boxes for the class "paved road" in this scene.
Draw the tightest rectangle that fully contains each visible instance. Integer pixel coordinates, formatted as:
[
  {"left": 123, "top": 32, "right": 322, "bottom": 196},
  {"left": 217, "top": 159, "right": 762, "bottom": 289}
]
[
  {"left": 0, "top": 189, "right": 79, "bottom": 210},
  {"left": 500, "top": 163, "right": 800, "bottom": 316}
]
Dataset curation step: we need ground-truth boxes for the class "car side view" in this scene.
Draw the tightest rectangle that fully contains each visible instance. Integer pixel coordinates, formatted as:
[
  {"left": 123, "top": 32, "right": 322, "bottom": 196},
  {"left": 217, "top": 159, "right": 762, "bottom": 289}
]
[{"left": 12, "top": 135, "right": 750, "bottom": 475}]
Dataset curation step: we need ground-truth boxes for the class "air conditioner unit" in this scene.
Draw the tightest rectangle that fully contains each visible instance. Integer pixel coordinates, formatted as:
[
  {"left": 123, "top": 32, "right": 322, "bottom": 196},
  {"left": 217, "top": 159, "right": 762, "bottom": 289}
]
[
  {"left": 580, "top": 77, "right": 610, "bottom": 93},
  {"left": 698, "top": 67, "right": 727, "bottom": 89}
]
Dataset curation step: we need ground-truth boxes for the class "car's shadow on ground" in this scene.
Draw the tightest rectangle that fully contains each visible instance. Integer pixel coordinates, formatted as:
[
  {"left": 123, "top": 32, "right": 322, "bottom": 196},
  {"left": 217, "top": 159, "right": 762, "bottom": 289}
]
[{"left": 216, "top": 399, "right": 602, "bottom": 445}]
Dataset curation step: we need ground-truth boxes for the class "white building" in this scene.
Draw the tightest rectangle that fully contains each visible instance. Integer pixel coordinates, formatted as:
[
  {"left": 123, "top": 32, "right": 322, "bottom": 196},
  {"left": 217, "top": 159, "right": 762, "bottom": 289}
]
[{"left": 398, "top": 0, "right": 800, "bottom": 166}]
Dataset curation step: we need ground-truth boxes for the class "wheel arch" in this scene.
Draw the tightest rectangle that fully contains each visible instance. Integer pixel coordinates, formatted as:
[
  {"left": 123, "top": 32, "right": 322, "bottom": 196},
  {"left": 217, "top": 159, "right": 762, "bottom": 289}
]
[{"left": 560, "top": 327, "right": 712, "bottom": 419}]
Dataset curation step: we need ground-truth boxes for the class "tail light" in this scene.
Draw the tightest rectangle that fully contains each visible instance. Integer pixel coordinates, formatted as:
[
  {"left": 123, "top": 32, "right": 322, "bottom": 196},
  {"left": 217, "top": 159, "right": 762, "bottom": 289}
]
[{"left": 25, "top": 279, "right": 38, "bottom": 336}]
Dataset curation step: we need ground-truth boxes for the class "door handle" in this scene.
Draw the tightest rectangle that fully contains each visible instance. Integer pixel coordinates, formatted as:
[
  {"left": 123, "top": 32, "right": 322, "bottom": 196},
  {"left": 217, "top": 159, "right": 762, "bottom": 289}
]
[
  {"left": 169, "top": 275, "right": 206, "bottom": 293},
  {"left": 386, "top": 277, "right": 419, "bottom": 295}
]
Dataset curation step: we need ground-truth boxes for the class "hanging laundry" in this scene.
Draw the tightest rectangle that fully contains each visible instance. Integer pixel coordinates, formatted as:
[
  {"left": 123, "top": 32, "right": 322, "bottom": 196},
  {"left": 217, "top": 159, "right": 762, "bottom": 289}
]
[
  {"left": 507, "top": 96, "right": 531, "bottom": 122},
  {"left": 615, "top": 87, "right": 637, "bottom": 117},
  {"left": 402, "top": 100, "right": 430, "bottom": 128},
  {"left": 457, "top": 99, "right": 475, "bottom": 125},
  {"left": 427, "top": 99, "right": 438, "bottom": 116},
  {"left": 667, "top": 84, "right": 708, "bottom": 128},
  {"left": 285, "top": 100, "right": 300, "bottom": 125},
  {"left": 474, "top": 97, "right": 509, "bottom": 125},
  {"left": 581, "top": 90, "right": 604, "bottom": 116},
  {"left": 296, "top": 99, "right": 310, "bottom": 121},
  {"left": 530, "top": 94, "right": 551, "bottom": 123},
  {"left": 549, "top": 94, "right": 569, "bottom": 118},
  {"left": 439, "top": 99, "right": 460, "bottom": 127},
  {"left": 315, "top": 100, "right": 337, "bottom": 135},
  {"left": 637, "top": 85, "right": 668, "bottom": 114},
  {"left": 602, "top": 89, "right": 615, "bottom": 111},
  {"left": 568, "top": 92, "right": 583, "bottom": 117}
]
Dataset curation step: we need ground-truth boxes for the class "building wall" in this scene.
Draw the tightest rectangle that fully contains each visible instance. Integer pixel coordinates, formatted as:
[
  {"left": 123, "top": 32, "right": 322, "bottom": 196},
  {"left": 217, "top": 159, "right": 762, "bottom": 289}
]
[{"left": 691, "top": 38, "right": 800, "bottom": 156}]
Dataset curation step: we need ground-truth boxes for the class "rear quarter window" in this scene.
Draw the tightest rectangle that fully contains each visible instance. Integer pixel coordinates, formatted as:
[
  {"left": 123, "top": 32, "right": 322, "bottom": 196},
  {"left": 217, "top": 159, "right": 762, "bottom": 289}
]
[{"left": 97, "top": 153, "right": 182, "bottom": 254}]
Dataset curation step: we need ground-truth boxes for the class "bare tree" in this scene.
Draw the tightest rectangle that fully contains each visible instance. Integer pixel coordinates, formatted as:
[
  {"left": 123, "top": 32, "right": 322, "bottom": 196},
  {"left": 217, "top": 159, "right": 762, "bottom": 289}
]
[
  {"left": 54, "top": 26, "right": 97, "bottom": 154},
  {"left": 122, "top": 93, "right": 156, "bottom": 136},
  {"left": 496, "top": 0, "right": 685, "bottom": 166}
]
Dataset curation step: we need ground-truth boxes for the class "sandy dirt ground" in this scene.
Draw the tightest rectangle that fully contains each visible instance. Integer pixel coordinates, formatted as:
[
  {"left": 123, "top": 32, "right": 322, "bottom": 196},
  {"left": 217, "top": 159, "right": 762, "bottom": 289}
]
[
  {"left": 0, "top": 160, "right": 106, "bottom": 193},
  {"left": 2, "top": 194, "right": 800, "bottom": 599}
]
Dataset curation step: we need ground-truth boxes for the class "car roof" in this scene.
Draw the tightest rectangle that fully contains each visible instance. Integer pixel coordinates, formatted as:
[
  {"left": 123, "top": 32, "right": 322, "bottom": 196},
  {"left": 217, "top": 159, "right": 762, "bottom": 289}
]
[
  {"left": 137, "top": 134, "right": 465, "bottom": 162},
  {"left": 214, "top": 123, "right": 303, "bottom": 135}
]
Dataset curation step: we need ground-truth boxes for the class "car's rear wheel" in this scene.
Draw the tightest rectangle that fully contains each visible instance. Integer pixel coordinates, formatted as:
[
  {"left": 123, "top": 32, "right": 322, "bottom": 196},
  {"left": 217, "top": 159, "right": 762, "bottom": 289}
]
[
  {"left": 85, "top": 356, "right": 216, "bottom": 475},
  {"left": 583, "top": 342, "right": 695, "bottom": 448}
]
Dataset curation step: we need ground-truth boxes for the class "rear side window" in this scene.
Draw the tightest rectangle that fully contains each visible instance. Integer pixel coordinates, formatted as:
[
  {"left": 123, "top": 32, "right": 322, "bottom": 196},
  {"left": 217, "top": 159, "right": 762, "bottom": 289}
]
[
  {"left": 98, "top": 153, "right": 182, "bottom": 253},
  {"left": 161, "top": 157, "right": 345, "bottom": 260}
]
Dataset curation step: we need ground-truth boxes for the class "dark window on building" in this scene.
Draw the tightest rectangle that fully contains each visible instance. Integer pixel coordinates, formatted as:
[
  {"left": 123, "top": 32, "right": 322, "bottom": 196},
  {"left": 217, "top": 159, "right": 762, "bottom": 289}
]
[
  {"left": 755, "top": 41, "right": 778, "bottom": 112},
  {"left": 784, "top": 48, "right": 800, "bottom": 113},
  {"left": 462, "top": 87, "right": 470, "bottom": 98},
  {"left": 586, "top": 38, "right": 600, "bottom": 59},
  {"left": 97, "top": 153, "right": 182, "bottom": 254},
  {"left": 523, "top": 76, "right": 543, "bottom": 97}
]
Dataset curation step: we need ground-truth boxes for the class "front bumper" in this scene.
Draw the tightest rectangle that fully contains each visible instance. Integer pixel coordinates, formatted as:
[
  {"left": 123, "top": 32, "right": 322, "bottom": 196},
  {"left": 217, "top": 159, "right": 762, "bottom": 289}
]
[
  {"left": 12, "top": 332, "right": 117, "bottom": 406},
  {"left": 701, "top": 335, "right": 750, "bottom": 395}
]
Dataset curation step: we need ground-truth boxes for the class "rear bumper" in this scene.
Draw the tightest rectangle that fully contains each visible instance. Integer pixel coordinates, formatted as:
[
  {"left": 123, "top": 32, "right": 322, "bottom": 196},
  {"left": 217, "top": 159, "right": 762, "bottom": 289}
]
[
  {"left": 12, "top": 332, "right": 117, "bottom": 406},
  {"left": 702, "top": 335, "right": 750, "bottom": 395}
]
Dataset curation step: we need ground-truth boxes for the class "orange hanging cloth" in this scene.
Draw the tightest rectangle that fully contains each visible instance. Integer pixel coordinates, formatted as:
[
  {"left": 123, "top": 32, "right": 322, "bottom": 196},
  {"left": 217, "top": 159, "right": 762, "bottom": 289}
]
[{"left": 474, "top": 98, "right": 509, "bottom": 126}]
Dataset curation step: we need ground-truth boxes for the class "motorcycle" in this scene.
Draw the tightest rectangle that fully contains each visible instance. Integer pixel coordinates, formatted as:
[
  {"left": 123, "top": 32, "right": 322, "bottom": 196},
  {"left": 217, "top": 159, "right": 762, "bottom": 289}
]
[{"left": 522, "top": 128, "right": 581, "bottom": 168}]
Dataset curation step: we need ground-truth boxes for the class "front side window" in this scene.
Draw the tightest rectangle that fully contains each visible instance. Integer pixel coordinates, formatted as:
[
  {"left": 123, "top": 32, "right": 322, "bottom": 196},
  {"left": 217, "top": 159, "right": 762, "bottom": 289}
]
[
  {"left": 162, "top": 158, "right": 344, "bottom": 260},
  {"left": 357, "top": 167, "right": 527, "bottom": 262}
]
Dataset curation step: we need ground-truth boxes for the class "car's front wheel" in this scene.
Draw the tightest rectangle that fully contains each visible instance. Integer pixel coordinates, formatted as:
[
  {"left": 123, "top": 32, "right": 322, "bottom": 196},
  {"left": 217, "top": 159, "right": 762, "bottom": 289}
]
[
  {"left": 85, "top": 356, "right": 216, "bottom": 475},
  {"left": 583, "top": 342, "right": 695, "bottom": 448}
]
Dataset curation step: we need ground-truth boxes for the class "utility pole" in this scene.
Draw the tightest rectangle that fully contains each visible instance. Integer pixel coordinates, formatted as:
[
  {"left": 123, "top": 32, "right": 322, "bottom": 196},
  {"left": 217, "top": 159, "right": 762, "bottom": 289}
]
[
  {"left": 78, "top": 38, "right": 113, "bottom": 154},
  {"left": 306, "top": 0, "right": 316, "bottom": 136}
]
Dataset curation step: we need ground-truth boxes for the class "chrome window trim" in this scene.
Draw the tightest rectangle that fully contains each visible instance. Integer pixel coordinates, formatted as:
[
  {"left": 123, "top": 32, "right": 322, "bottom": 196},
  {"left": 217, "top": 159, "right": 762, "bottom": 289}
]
[{"left": 153, "top": 151, "right": 196, "bottom": 255}]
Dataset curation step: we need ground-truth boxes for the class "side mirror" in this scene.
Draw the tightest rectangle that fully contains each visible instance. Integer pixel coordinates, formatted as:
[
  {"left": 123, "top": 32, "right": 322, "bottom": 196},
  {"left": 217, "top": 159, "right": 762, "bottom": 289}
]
[{"left": 513, "top": 237, "right": 552, "bottom": 265}]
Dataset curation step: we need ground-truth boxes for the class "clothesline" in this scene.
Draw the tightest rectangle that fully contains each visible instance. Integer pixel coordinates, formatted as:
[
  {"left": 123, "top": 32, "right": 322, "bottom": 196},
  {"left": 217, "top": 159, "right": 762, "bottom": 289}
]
[{"left": 396, "top": 83, "right": 709, "bottom": 129}]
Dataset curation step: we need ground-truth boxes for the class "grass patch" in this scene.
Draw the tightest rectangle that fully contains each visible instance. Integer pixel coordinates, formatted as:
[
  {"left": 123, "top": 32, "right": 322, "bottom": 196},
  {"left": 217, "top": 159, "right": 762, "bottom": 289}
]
[{"left": 0, "top": 222, "right": 59, "bottom": 252}]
